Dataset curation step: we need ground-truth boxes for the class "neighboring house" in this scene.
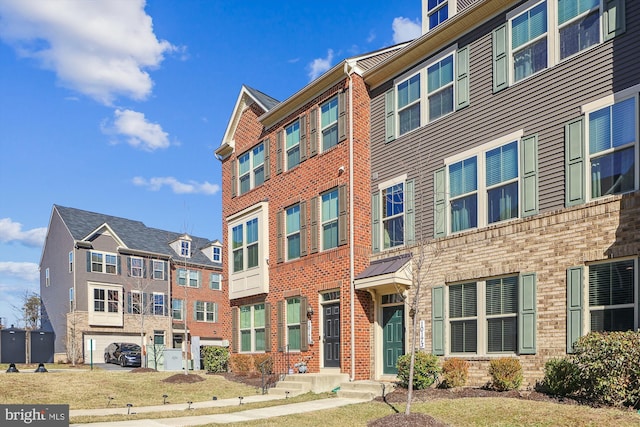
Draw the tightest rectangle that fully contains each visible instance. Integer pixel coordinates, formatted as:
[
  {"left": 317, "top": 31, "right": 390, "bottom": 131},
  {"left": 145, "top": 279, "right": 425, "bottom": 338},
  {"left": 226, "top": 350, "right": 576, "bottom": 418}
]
[
  {"left": 357, "top": 0, "right": 638, "bottom": 385},
  {"left": 216, "top": 44, "right": 405, "bottom": 379},
  {"left": 39, "top": 205, "right": 225, "bottom": 363}
]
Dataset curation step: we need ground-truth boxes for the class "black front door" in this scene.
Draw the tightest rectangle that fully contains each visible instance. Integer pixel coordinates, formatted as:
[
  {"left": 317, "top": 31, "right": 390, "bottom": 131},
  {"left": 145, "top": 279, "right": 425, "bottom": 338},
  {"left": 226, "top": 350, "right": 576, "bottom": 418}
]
[{"left": 323, "top": 303, "right": 340, "bottom": 367}]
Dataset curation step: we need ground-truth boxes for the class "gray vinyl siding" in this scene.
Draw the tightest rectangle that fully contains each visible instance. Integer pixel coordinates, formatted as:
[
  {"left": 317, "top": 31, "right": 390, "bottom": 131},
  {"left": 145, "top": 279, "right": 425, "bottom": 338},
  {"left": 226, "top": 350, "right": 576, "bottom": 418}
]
[{"left": 370, "top": 1, "right": 640, "bottom": 239}]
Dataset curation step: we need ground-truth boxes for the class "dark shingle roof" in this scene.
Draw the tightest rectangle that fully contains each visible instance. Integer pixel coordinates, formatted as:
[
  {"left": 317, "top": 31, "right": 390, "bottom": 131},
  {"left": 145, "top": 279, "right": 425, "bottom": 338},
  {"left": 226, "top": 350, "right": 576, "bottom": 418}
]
[
  {"left": 54, "top": 205, "right": 219, "bottom": 267},
  {"left": 244, "top": 85, "right": 280, "bottom": 111}
]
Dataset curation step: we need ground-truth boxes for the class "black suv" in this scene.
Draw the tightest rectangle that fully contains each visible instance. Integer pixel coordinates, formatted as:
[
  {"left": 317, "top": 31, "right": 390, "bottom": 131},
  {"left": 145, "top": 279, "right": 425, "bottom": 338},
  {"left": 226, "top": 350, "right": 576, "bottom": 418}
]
[{"left": 104, "top": 342, "right": 142, "bottom": 367}]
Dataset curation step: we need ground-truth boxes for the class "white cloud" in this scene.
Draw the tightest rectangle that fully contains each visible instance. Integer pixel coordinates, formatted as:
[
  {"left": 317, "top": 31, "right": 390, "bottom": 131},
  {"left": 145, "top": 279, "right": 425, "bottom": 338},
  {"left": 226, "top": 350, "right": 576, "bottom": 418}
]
[
  {"left": 0, "top": 262, "right": 40, "bottom": 282},
  {"left": 103, "top": 109, "right": 170, "bottom": 151},
  {"left": 0, "top": 0, "right": 176, "bottom": 105},
  {"left": 132, "top": 176, "right": 220, "bottom": 195},
  {"left": 307, "top": 49, "right": 334, "bottom": 81},
  {"left": 0, "top": 218, "right": 46, "bottom": 247},
  {"left": 392, "top": 17, "right": 422, "bottom": 44}
]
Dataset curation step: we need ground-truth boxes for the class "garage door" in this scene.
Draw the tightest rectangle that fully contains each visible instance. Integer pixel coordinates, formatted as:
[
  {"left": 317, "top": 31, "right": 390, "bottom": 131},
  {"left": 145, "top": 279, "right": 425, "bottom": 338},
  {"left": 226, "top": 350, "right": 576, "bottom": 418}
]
[{"left": 84, "top": 333, "right": 142, "bottom": 363}]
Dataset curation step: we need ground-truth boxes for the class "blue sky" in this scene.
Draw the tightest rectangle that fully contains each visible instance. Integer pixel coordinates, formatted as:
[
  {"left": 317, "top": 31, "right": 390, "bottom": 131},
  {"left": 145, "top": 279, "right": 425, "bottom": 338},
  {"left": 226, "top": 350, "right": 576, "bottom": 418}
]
[{"left": 0, "top": 0, "right": 421, "bottom": 326}]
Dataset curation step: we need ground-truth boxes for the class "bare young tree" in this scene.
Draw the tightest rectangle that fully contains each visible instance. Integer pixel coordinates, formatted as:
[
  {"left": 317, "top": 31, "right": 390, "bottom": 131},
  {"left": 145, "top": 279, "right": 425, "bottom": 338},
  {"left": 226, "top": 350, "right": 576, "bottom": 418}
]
[{"left": 13, "top": 291, "right": 42, "bottom": 330}]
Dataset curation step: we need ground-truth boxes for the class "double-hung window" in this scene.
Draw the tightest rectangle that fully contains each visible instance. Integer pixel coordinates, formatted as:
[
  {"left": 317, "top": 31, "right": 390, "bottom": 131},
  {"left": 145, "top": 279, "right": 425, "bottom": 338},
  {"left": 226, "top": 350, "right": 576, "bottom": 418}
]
[
  {"left": 180, "top": 240, "right": 190, "bottom": 257},
  {"left": 427, "top": 54, "right": 454, "bottom": 121},
  {"left": 196, "top": 301, "right": 217, "bottom": 322},
  {"left": 321, "top": 97, "right": 339, "bottom": 151},
  {"left": 287, "top": 298, "right": 301, "bottom": 351},
  {"left": 511, "top": 1, "right": 548, "bottom": 82},
  {"left": 486, "top": 276, "right": 518, "bottom": 352},
  {"left": 428, "top": 0, "right": 449, "bottom": 30},
  {"left": 213, "top": 246, "right": 221, "bottom": 262},
  {"left": 382, "top": 183, "right": 405, "bottom": 249},
  {"left": 152, "top": 260, "right": 165, "bottom": 280},
  {"left": 153, "top": 293, "right": 165, "bottom": 316},
  {"left": 238, "top": 143, "right": 265, "bottom": 195},
  {"left": 94, "top": 288, "right": 119, "bottom": 313},
  {"left": 210, "top": 273, "right": 221, "bottom": 290},
  {"left": 232, "top": 224, "right": 244, "bottom": 273},
  {"left": 449, "top": 156, "right": 478, "bottom": 232},
  {"left": 172, "top": 299, "right": 183, "bottom": 320},
  {"left": 90, "top": 251, "right": 118, "bottom": 274},
  {"left": 486, "top": 141, "right": 519, "bottom": 224},
  {"left": 588, "top": 97, "right": 636, "bottom": 198},
  {"left": 232, "top": 218, "right": 259, "bottom": 272},
  {"left": 397, "top": 73, "right": 421, "bottom": 136},
  {"left": 130, "top": 291, "right": 142, "bottom": 314},
  {"left": 177, "top": 268, "right": 200, "bottom": 287},
  {"left": 286, "top": 205, "right": 301, "bottom": 260},
  {"left": 321, "top": 189, "right": 339, "bottom": 250},
  {"left": 240, "top": 303, "right": 266, "bottom": 352},
  {"left": 286, "top": 121, "right": 301, "bottom": 170},
  {"left": 589, "top": 259, "right": 636, "bottom": 332},
  {"left": 449, "top": 283, "right": 477, "bottom": 353},
  {"left": 130, "top": 257, "right": 143, "bottom": 278},
  {"left": 558, "top": 0, "right": 600, "bottom": 59}
]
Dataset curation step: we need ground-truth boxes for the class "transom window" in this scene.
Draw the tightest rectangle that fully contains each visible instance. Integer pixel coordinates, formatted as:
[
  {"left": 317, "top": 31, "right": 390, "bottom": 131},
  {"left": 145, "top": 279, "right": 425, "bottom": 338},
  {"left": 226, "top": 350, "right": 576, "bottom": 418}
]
[
  {"left": 232, "top": 218, "right": 259, "bottom": 272},
  {"left": 588, "top": 259, "right": 636, "bottom": 332},
  {"left": 286, "top": 205, "right": 301, "bottom": 260},
  {"left": 240, "top": 303, "right": 266, "bottom": 352},
  {"left": 286, "top": 120, "right": 301, "bottom": 170},
  {"left": 287, "top": 298, "right": 301, "bottom": 351},
  {"left": 558, "top": 0, "right": 600, "bottom": 59},
  {"left": 238, "top": 142, "right": 265, "bottom": 195},
  {"left": 196, "top": 301, "right": 218, "bottom": 322},
  {"left": 321, "top": 189, "right": 339, "bottom": 250},
  {"left": 321, "top": 97, "right": 339, "bottom": 151},
  {"left": 587, "top": 97, "right": 637, "bottom": 198},
  {"left": 382, "top": 183, "right": 404, "bottom": 249},
  {"left": 427, "top": 54, "right": 454, "bottom": 121},
  {"left": 511, "top": 1, "right": 548, "bottom": 82},
  {"left": 428, "top": 0, "right": 449, "bottom": 30},
  {"left": 90, "top": 251, "right": 117, "bottom": 274}
]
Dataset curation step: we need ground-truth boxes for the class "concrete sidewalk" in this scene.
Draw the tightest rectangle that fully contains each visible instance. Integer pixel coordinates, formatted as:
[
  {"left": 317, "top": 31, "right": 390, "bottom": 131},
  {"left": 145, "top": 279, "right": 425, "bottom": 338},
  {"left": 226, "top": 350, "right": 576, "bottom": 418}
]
[{"left": 70, "top": 397, "right": 368, "bottom": 426}]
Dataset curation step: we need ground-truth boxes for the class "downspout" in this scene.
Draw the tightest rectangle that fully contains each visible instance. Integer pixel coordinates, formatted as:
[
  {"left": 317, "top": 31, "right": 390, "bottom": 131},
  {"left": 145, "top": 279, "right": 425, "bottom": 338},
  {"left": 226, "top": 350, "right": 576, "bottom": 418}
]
[{"left": 344, "top": 61, "right": 355, "bottom": 382}]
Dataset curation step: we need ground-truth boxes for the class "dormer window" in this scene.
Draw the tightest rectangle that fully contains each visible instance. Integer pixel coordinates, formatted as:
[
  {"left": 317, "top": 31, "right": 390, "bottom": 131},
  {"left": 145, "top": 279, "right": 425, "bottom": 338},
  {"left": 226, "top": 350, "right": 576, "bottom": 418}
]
[
  {"left": 213, "top": 245, "right": 221, "bottom": 262},
  {"left": 180, "top": 240, "right": 191, "bottom": 257}
]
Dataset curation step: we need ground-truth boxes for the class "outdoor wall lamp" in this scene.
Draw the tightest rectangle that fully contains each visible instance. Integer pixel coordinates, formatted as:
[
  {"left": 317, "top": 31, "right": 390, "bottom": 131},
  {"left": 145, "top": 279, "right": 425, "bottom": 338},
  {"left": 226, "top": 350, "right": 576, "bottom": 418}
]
[{"left": 306, "top": 306, "right": 314, "bottom": 317}]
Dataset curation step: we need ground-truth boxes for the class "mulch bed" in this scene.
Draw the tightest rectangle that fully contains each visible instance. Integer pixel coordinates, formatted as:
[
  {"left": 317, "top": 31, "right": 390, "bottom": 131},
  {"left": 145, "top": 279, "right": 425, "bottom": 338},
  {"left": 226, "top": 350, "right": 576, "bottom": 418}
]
[{"left": 161, "top": 373, "right": 206, "bottom": 383}]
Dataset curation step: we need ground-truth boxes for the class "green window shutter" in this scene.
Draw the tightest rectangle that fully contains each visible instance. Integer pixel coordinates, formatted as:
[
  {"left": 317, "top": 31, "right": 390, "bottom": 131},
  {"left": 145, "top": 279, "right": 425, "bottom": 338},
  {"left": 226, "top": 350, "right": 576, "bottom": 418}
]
[
  {"left": 276, "top": 130, "right": 283, "bottom": 175},
  {"left": 521, "top": 134, "right": 539, "bottom": 217},
  {"left": 277, "top": 210, "right": 284, "bottom": 263},
  {"left": 117, "top": 256, "right": 121, "bottom": 275},
  {"left": 432, "top": 286, "right": 445, "bottom": 356},
  {"left": 566, "top": 266, "right": 583, "bottom": 353},
  {"left": 565, "top": 117, "right": 585, "bottom": 207},
  {"left": 371, "top": 192, "right": 380, "bottom": 253},
  {"left": 492, "top": 24, "right": 508, "bottom": 93},
  {"left": 86, "top": 251, "right": 91, "bottom": 272},
  {"left": 604, "top": 0, "right": 626, "bottom": 41},
  {"left": 300, "top": 296, "right": 309, "bottom": 351},
  {"left": 385, "top": 88, "right": 395, "bottom": 143},
  {"left": 142, "top": 260, "right": 147, "bottom": 279},
  {"left": 264, "top": 138, "right": 271, "bottom": 181},
  {"left": 300, "top": 115, "right": 308, "bottom": 162},
  {"left": 310, "top": 196, "right": 319, "bottom": 254},
  {"left": 164, "top": 294, "right": 169, "bottom": 316},
  {"left": 193, "top": 301, "right": 198, "bottom": 321},
  {"left": 264, "top": 303, "right": 272, "bottom": 352},
  {"left": 300, "top": 200, "right": 308, "bottom": 257},
  {"left": 338, "top": 90, "right": 347, "bottom": 142},
  {"left": 277, "top": 300, "right": 285, "bottom": 352},
  {"left": 434, "top": 168, "right": 446, "bottom": 238},
  {"left": 518, "top": 273, "right": 537, "bottom": 355},
  {"left": 198, "top": 271, "right": 202, "bottom": 288},
  {"left": 231, "top": 307, "right": 239, "bottom": 353},
  {"left": 310, "top": 108, "right": 318, "bottom": 156},
  {"left": 126, "top": 257, "right": 131, "bottom": 276},
  {"left": 127, "top": 292, "right": 132, "bottom": 314},
  {"left": 338, "top": 184, "right": 348, "bottom": 246},
  {"left": 231, "top": 159, "right": 237, "bottom": 198},
  {"left": 406, "top": 179, "right": 415, "bottom": 245},
  {"left": 456, "top": 46, "right": 470, "bottom": 109}
]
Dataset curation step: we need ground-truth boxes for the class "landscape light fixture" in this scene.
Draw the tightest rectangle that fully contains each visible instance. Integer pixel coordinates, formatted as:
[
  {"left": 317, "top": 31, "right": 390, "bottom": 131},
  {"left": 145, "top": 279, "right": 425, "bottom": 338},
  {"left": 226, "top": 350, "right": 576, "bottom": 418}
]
[
  {"left": 6, "top": 363, "right": 19, "bottom": 373},
  {"left": 162, "top": 394, "right": 168, "bottom": 405},
  {"left": 107, "top": 397, "right": 114, "bottom": 407},
  {"left": 212, "top": 396, "right": 217, "bottom": 400},
  {"left": 238, "top": 396, "right": 244, "bottom": 405},
  {"left": 285, "top": 391, "right": 290, "bottom": 399},
  {"left": 35, "top": 363, "right": 48, "bottom": 373},
  {"left": 126, "top": 403, "right": 133, "bottom": 415},
  {"left": 187, "top": 401, "right": 193, "bottom": 410}
]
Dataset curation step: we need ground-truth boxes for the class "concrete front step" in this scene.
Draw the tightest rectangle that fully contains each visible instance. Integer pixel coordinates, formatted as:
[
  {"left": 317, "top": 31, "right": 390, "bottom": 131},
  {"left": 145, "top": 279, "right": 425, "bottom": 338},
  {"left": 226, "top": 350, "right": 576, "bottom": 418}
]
[
  {"left": 268, "top": 373, "right": 350, "bottom": 397},
  {"left": 336, "top": 380, "right": 396, "bottom": 401}
]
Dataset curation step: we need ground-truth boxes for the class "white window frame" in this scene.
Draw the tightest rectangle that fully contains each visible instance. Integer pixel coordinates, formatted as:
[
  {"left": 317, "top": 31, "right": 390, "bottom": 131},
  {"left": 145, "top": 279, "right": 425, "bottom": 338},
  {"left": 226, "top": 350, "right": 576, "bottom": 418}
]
[
  {"left": 286, "top": 298, "right": 302, "bottom": 351},
  {"left": 130, "top": 256, "right": 143, "bottom": 278},
  {"left": 320, "top": 96, "right": 339, "bottom": 152},
  {"left": 210, "top": 273, "right": 222, "bottom": 290},
  {"left": 172, "top": 298, "right": 184, "bottom": 321},
  {"left": 213, "top": 245, "right": 221, "bottom": 262},
  {"left": 445, "top": 130, "right": 525, "bottom": 232},
  {"left": 447, "top": 275, "right": 519, "bottom": 356},
  {"left": 239, "top": 303, "right": 266, "bottom": 353},
  {"left": 130, "top": 290, "right": 142, "bottom": 315},
  {"left": 586, "top": 258, "right": 638, "bottom": 333},
  {"left": 321, "top": 188, "right": 339, "bottom": 251},
  {"left": 180, "top": 240, "right": 191, "bottom": 257},
  {"left": 88, "top": 283, "right": 123, "bottom": 326},
  {"left": 196, "top": 301, "right": 218, "bottom": 322},
  {"left": 285, "top": 119, "right": 301, "bottom": 170},
  {"left": 557, "top": 0, "right": 602, "bottom": 61},
  {"left": 90, "top": 251, "right": 118, "bottom": 275},
  {"left": 581, "top": 91, "right": 639, "bottom": 201},
  {"left": 69, "top": 251, "right": 73, "bottom": 273},
  {"left": 152, "top": 292, "right": 165, "bottom": 316},
  {"left": 238, "top": 142, "right": 265, "bottom": 195},
  {"left": 152, "top": 260, "right": 165, "bottom": 280},
  {"left": 286, "top": 204, "right": 301, "bottom": 261},
  {"left": 393, "top": 45, "right": 457, "bottom": 137},
  {"left": 377, "top": 175, "right": 408, "bottom": 251},
  {"left": 427, "top": 0, "right": 456, "bottom": 31}
]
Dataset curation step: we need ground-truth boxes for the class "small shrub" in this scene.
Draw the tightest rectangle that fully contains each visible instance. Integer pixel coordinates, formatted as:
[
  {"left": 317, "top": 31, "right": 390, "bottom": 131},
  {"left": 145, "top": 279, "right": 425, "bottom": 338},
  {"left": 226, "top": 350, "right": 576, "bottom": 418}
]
[
  {"left": 441, "top": 357, "right": 468, "bottom": 388},
  {"left": 489, "top": 357, "right": 522, "bottom": 391},
  {"left": 396, "top": 351, "right": 440, "bottom": 390},
  {"left": 540, "top": 358, "right": 580, "bottom": 397},
  {"left": 253, "top": 354, "right": 273, "bottom": 374},
  {"left": 201, "top": 346, "right": 229, "bottom": 373},
  {"left": 572, "top": 331, "right": 640, "bottom": 406},
  {"left": 229, "top": 354, "right": 254, "bottom": 375}
]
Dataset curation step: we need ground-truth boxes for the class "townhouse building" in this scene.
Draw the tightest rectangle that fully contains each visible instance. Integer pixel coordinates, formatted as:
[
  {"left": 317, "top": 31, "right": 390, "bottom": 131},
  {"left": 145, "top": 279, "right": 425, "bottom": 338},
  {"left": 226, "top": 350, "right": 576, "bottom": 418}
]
[
  {"left": 40, "top": 205, "right": 225, "bottom": 364},
  {"left": 357, "top": 0, "right": 638, "bottom": 385},
  {"left": 215, "top": 45, "right": 405, "bottom": 380}
]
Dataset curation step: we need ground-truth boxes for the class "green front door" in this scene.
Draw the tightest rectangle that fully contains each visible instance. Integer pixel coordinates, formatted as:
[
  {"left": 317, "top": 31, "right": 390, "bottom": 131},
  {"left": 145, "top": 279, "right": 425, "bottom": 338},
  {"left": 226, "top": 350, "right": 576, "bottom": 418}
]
[{"left": 382, "top": 305, "right": 404, "bottom": 374}]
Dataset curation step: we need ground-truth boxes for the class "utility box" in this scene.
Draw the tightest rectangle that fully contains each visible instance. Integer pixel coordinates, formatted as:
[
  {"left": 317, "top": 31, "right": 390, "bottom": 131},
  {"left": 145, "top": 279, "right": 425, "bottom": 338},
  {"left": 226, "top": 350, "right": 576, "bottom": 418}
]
[
  {"left": 1, "top": 327, "right": 27, "bottom": 363},
  {"left": 30, "top": 330, "right": 54, "bottom": 363},
  {"left": 162, "top": 348, "right": 183, "bottom": 371}
]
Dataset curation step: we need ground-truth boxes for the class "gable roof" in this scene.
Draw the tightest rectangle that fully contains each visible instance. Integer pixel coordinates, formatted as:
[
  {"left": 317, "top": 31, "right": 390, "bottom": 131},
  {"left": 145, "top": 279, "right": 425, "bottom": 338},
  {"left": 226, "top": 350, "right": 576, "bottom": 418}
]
[{"left": 53, "top": 205, "right": 220, "bottom": 268}]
